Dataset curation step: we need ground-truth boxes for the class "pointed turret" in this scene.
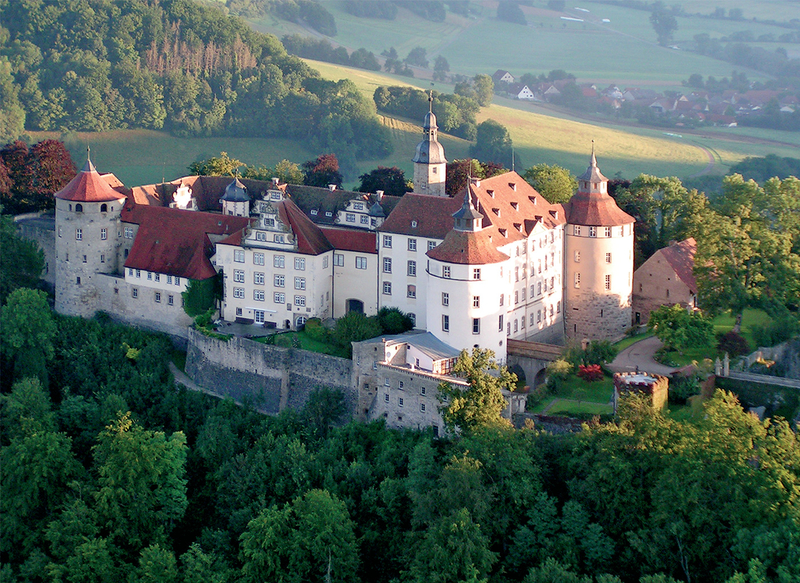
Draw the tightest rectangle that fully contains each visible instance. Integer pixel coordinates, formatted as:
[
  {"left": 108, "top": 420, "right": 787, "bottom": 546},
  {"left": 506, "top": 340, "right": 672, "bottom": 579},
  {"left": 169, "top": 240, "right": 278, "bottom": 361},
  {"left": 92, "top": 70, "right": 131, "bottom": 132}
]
[
  {"left": 55, "top": 150, "right": 123, "bottom": 203},
  {"left": 413, "top": 92, "right": 447, "bottom": 196},
  {"left": 452, "top": 190, "right": 483, "bottom": 232}
]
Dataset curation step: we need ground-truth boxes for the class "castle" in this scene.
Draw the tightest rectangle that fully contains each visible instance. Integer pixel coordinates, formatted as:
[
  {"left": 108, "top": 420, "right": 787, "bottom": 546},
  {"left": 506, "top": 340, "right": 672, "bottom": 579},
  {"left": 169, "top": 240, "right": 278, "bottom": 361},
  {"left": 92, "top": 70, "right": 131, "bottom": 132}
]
[{"left": 23, "top": 109, "right": 634, "bottom": 419}]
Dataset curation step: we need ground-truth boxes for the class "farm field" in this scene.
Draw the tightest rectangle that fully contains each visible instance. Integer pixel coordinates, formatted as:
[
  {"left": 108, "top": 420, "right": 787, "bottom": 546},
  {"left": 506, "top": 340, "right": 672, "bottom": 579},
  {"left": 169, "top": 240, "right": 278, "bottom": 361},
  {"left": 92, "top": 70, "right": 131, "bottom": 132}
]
[{"left": 247, "top": 0, "right": 795, "bottom": 86}]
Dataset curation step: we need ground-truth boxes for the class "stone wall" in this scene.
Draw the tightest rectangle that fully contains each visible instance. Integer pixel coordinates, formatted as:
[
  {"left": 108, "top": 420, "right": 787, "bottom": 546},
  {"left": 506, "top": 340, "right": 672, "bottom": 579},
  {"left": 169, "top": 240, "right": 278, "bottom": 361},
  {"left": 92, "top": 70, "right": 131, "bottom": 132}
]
[
  {"left": 15, "top": 212, "right": 56, "bottom": 289},
  {"left": 185, "top": 328, "right": 356, "bottom": 417}
]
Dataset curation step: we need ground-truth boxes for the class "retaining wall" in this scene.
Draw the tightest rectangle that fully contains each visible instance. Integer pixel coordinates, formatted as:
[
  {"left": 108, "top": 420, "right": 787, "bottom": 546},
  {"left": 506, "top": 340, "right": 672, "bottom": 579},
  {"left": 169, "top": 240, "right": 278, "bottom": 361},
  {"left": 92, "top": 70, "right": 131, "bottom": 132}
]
[{"left": 185, "top": 328, "right": 356, "bottom": 417}]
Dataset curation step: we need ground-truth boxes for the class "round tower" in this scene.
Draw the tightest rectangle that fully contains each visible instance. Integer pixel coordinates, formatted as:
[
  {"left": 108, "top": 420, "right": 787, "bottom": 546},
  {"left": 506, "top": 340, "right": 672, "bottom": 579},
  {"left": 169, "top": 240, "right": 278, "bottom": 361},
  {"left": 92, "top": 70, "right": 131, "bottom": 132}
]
[
  {"left": 426, "top": 191, "right": 510, "bottom": 362},
  {"left": 412, "top": 94, "right": 447, "bottom": 197},
  {"left": 564, "top": 148, "right": 635, "bottom": 341},
  {"left": 221, "top": 176, "right": 250, "bottom": 217},
  {"left": 54, "top": 156, "right": 126, "bottom": 317}
]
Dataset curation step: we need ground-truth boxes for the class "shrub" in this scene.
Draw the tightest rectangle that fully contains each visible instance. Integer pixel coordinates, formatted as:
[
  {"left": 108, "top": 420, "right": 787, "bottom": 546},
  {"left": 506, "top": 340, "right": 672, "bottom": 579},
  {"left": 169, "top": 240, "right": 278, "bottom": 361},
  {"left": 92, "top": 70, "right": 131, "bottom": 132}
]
[
  {"left": 751, "top": 318, "right": 799, "bottom": 347},
  {"left": 577, "top": 364, "right": 603, "bottom": 382},
  {"left": 564, "top": 341, "right": 618, "bottom": 367},
  {"left": 376, "top": 307, "right": 414, "bottom": 335},
  {"left": 717, "top": 331, "right": 750, "bottom": 357},
  {"left": 669, "top": 374, "right": 700, "bottom": 404},
  {"left": 334, "top": 312, "right": 382, "bottom": 352},
  {"left": 304, "top": 318, "right": 329, "bottom": 342}
]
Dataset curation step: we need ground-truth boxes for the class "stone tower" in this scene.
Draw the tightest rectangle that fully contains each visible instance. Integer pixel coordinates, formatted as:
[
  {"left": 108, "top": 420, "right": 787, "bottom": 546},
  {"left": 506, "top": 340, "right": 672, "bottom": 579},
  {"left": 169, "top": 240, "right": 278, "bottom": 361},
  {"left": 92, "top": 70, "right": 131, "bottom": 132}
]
[
  {"left": 412, "top": 94, "right": 447, "bottom": 197},
  {"left": 54, "top": 156, "right": 127, "bottom": 317},
  {"left": 564, "top": 148, "right": 635, "bottom": 341}
]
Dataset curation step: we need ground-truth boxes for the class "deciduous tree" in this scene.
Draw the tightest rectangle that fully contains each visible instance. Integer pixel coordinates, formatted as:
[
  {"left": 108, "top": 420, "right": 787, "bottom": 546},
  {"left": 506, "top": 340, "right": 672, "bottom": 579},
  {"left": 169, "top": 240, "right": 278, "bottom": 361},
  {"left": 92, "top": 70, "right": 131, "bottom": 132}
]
[
  {"left": 302, "top": 153, "right": 343, "bottom": 187},
  {"left": 522, "top": 164, "right": 577, "bottom": 204},
  {"left": 357, "top": 166, "right": 411, "bottom": 196}
]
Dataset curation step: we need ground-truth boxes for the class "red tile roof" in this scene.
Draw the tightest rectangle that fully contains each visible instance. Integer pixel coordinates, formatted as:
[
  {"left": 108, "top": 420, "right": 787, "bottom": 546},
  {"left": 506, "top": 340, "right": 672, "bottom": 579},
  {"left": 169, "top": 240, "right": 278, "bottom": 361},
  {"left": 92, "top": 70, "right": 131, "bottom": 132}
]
[
  {"left": 659, "top": 238, "right": 697, "bottom": 293},
  {"left": 427, "top": 228, "right": 509, "bottom": 265},
  {"left": 379, "top": 194, "right": 464, "bottom": 239},
  {"left": 55, "top": 160, "right": 126, "bottom": 203},
  {"left": 122, "top": 204, "right": 250, "bottom": 280},
  {"left": 320, "top": 227, "right": 377, "bottom": 254},
  {"left": 278, "top": 199, "right": 333, "bottom": 255}
]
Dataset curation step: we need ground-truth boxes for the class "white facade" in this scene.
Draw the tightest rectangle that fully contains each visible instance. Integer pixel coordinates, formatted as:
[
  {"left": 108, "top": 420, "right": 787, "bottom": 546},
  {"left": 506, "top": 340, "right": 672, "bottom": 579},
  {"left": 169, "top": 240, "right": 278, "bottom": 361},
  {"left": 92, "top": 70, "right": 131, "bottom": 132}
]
[{"left": 332, "top": 248, "right": 378, "bottom": 318}]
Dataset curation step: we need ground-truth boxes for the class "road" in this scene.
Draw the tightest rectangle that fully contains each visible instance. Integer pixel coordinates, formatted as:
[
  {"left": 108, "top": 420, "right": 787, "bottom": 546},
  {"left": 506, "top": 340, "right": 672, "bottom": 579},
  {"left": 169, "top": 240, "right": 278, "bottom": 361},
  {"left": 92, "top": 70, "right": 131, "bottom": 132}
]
[{"left": 608, "top": 335, "right": 678, "bottom": 376}]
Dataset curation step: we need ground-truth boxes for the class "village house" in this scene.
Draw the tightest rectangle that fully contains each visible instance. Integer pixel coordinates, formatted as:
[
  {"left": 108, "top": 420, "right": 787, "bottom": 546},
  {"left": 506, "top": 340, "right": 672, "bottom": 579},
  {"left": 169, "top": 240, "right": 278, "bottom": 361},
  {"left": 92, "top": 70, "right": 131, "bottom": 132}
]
[{"left": 632, "top": 238, "right": 697, "bottom": 324}]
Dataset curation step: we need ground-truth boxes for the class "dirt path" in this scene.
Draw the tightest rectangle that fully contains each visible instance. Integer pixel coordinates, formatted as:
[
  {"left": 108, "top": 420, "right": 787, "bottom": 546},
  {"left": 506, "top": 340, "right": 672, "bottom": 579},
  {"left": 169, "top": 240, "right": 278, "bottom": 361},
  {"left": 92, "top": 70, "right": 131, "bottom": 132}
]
[
  {"left": 688, "top": 143, "right": 716, "bottom": 177},
  {"left": 608, "top": 335, "right": 678, "bottom": 376}
]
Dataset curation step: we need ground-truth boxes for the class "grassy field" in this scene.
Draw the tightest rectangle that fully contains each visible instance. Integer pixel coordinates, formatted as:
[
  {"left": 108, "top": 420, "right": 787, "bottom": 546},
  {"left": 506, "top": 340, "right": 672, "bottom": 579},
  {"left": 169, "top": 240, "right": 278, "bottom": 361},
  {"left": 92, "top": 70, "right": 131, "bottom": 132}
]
[
  {"left": 253, "top": 330, "right": 350, "bottom": 358},
  {"left": 250, "top": 0, "right": 789, "bottom": 87}
]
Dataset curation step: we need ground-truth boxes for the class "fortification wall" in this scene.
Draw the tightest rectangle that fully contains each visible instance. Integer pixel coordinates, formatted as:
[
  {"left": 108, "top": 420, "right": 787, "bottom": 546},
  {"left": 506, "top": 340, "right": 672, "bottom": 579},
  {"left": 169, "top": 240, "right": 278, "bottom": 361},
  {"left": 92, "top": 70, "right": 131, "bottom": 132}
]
[{"left": 185, "top": 328, "right": 356, "bottom": 417}]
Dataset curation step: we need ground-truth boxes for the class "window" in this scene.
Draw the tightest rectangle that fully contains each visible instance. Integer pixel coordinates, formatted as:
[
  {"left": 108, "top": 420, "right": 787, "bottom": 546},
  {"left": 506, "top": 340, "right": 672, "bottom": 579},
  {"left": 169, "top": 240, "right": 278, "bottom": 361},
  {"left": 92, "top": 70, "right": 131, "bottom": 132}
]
[
  {"left": 254, "top": 252, "right": 265, "bottom": 265},
  {"left": 407, "top": 285, "right": 416, "bottom": 298},
  {"left": 76, "top": 276, "right": 81, "bottom": 285},
  {"left": 132, "top": 288, "right": 138, "bottom": 298},
  {"left": 136, "top": 269, "right": 141, "bottom": 278},
  {"left": 537, "top": 310, "right": 541, "bottom": 323},
  {"left": 274, "top": 274, "right": 285, "bottom": 287},
  {"left": 473, "top": 296, "right": 480, "bottom": 308},
  {"left": 360, "top": 215, "right": 369, "bottom": 224},
  {"left": 605, "top": 226, "right": 612, "bottom": 237},
  {"left": 442, "top": 292, "right": 449, "bottom": 306},
  {"left": 233, "top": 287, "right": 245, "bottom": 298},
  {"left": 58, "top": 226, "right": 62, "bottom": 238},
  {"left": 421, "top": 386, "right": 426, "bottom": 395},
  {"left": 557, "top": 301, "right": 561, "bottom": 313},
  {"left": 155, "top": 292, "right": 161, "bottom": 303},
  {"left": 443, "top": 266, "right": 451, "bottom": 278},
  {"left": 550, "top": 305, "right": 555, "bottom": 318},
  {"left": 521, "top": 288, "right": 526, "bottom": 301},
  {"left": 75, "top": 228, "right": 82, "bottom": 240},
  {"left": 167, "top": 275, "right": 172, "bottom": 284},
  {"left": 274, "top": 234, "right": 285, "bottom": 243},
  {"left": 605, "top": 274, "right": 611, "bottom": 290},
  {"left": 255, "top": 310, "right": 265, "bottom": 323},
  {"left": 234, "top": 249, "right": 245, "bottom": 263},
  {"left": 274, "top": 292, "right": 285, "bottom": 303},
  {"left": 254, "top": 289, "right": 265, "bottom": 301},
  {"left": 175, "top": 277, "right": 180, "bottom": 285},
  {"left": 147, "top": 271, "right": 152, "bottom": 280},
  {"left": 428, "top": 240, "right": 436, "bottom": 251},
  {"left": 254, "top": 272, "right": 265, "bottom": 285},
  {"left": 574, "top": 226, "right": 581, "bottom": 236},
  {"left": 574, "top": 250, "right": 581, "bottom": 263},
  {"left": 399, "top": 397, "right": 404, "bottom": 407},
  {"left": 515, "top": 266, "right": 519, "bottom": 282},
  {"left": 356, "top": 256, "right": 367, "bottom": 270},
  {"left": 442, "top": 314, "right": 450, "bottom": 331},
  {"left": 543, "top": 280, "right": 548, "bottom": 292},
  {"left": 382, "top": 282, "right": 392, "bottom": 295},
  {"left": 537, "top": 282, "right": 542, "bottom": 295},
  {"left": 334, "top": 253, "right": 344, "bottom": 267},
  {"left": 346, "top": 213, "right": 356, "bottom": 222},
  {"left": 256, "top": 231, "right": 267, "bottom": 242},
  {"left": 515, "top": 290, "right": 519, "bottom": 305},
  {"left": 420, "top": 403, "right": 426, "bottom": 412},
  {"left": 639, "top": 283, "right": 643, "bottom": 293},
  {"left": 100, "top": 228, "right": 107, "bottom": 240},
  {"left": 473, "top": 268, "right": 481, "bottom": 280},
  {"left": 383, "top": 235, "right": 392, "bottom": 248},
  {"left": 294, "top": 257, "right": 305, "bottom": 270},
  {"left": 294, "top": 277, "right": 306, "bottom": 290},
  {"left": 75, "top": 203, "right": 83, "bottom": 212},
  {"left": 666, "top": 288, "right": 670, "bottom": 298},
  {"left": 606, "top": 252, "right": 612, "bottom": 263},
  {"left": 472, "top": 318, "right": 480, "bottom": 334},
  {"left": 499, "top": 294, "right": 504, "bottom": 307},
  {"left": 407, "top": 260, "right": 416, "bottom": 276},
  {"left": 233, "top": 270, "right": 245, "bottom": 283},
  {"left": 124, "top": 227, "right": 134, "bottom": 239},
  {"left": 384, "top": 393, "right": 390, "bottom": 403},
  {"left": 514, "top": 319, "right": 519, "bottom": 333},
  {"left": 383, "top": 258, "right": 392, "bottom": 273},
  {"left": 100, "top": 254, "right": 105, "bottom": 263},
  {"left": 168, "top": 295, "right": 174, "bottom": 306},
  {"left": 408, "top": 238, "right": 417, "bottom": 251},
  {"left": 538, "top": 260, "right": 542, "bottom": 274},
  {"left": 575, "top": 273, "right": 581, "bottom": 288},
  {"left": 589, "top": 226, "right": 597, "bottom": 237},
  {"left": 274, "top": 255, "right": 284, "bottom": 268},
  {"left": 294, "top": 295, "right": 306, "bottom": 306}
]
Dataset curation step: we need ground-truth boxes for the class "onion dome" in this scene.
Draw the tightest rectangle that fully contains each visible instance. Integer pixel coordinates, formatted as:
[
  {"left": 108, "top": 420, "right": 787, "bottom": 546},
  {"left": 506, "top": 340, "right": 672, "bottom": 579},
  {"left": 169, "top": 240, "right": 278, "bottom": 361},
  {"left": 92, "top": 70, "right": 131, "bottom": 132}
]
[
  {"left": 221, "top": 177, "right": 249, "bottom": 202},
  {"left": 412, "top": 94, "right": 447, "bottom": 165}
]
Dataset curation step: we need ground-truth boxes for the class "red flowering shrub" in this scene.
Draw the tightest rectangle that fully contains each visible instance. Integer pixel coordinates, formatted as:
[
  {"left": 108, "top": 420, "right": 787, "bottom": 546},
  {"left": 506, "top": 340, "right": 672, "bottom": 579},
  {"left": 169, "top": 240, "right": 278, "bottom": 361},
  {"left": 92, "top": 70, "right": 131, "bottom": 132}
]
[{"left": 577, "top": 364, "right": 603, "bottom": 382}]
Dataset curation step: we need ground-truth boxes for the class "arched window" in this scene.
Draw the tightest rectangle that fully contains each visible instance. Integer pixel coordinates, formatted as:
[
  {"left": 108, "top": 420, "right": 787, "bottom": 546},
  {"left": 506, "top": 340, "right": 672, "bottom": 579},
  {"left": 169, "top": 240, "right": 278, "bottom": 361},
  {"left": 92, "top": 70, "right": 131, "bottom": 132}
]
[
  {"left": 75, "top": 203, "right": 83, "bottom": 213},
  {"left": 101, "top": 203, "right": 107, "bottom": 212}
]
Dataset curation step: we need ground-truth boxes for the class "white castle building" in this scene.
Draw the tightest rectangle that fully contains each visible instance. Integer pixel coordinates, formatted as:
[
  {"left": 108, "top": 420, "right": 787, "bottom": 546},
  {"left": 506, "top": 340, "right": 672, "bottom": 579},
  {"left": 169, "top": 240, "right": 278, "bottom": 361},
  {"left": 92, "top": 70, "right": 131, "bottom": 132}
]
[{"left": 39, "top": 109, "right": 634, "bottom": 368}]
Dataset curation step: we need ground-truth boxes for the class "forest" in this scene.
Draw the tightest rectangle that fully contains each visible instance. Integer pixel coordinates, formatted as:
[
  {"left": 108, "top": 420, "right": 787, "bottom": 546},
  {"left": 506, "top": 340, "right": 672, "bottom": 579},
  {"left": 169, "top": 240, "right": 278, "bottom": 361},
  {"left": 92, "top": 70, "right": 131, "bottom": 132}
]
[
  {"left": 1, "top": 283, "right": 799, "bottom": 583},
  {"left": 0, "top": 0, "right": 392, "bottom": 175}
]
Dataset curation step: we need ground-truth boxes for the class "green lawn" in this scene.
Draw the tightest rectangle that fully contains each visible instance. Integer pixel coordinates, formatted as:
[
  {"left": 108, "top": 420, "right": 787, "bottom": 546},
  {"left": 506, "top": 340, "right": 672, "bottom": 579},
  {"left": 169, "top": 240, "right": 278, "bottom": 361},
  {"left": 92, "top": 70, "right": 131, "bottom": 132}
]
[
  {"left": 613, "top": 330, "right": 654, "bottom": 352},
  {"left": 253, "top": 330, "right": 350, "bottom": 359},
  {"left": 548, "top": 400, "right": 613, "bottom": 416}
]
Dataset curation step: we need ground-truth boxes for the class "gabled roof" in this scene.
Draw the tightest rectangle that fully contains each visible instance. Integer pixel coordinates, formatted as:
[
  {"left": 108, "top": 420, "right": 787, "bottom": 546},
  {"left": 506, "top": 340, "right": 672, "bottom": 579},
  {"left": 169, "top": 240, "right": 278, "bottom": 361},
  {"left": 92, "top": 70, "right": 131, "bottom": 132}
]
[
  {"left": 467, "top": 171, "right": 567, "bottom": 243},
  {"left": 320, "top": 227, "right": 376, "bottom": 254},
  {"left": 658, "top": 238, "right": 697, "bottom": 293},
  {"left": 55, "top": 160, "right": 125, "bottom": 203},
  {"left": 286, "top": 184, "right": 401, "bottom": 226},
  {"left": 276, "top": 198, "right": 334, "bottom": 255},
  {"left": 122, "top": 204, "right": 250, "bottom": 280},
  {"left": 379, "top": 193, "right": 464, "bottom": 239}
]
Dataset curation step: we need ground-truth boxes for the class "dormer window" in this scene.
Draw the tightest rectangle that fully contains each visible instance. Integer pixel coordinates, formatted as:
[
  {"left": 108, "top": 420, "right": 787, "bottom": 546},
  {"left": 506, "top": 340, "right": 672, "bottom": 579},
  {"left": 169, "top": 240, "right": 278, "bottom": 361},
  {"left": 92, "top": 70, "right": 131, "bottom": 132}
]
[
  {"left": 411, "top": 220, "right": 418, "bottom": 227},
  {"left": 499, "top": 228, "right": 507, "bottom": 237},
  {"left": 511, "top": 202, "right": 518, "bottom": 210},
  {"left": 529, "top": 196, "right": 537, "bottom": 205},
  {"left": 325, "top": 212, "right": 333, "bottom": 217},
  {"left": 492, "top": 208, "right": 500, "bottom": 216},
  {"left": 487, "top": 190, "right": 495, "bottom": 198},
  {"left": 514, "top": 223, "right": 523, "bottom": 232},
  {"left": 310, "top": 209, "right": 318, "bottom": 215},
  {"left": 508, "top": 183, "right": 516, "bottom": 191}
]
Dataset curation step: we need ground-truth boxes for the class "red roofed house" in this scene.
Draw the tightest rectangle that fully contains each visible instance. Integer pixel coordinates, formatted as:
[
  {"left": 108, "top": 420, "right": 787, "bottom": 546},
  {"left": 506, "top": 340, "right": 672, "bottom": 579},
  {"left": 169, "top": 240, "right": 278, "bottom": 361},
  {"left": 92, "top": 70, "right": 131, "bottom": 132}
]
[{"left": 632, "top": 238, "right": 697, "bottom": 324}]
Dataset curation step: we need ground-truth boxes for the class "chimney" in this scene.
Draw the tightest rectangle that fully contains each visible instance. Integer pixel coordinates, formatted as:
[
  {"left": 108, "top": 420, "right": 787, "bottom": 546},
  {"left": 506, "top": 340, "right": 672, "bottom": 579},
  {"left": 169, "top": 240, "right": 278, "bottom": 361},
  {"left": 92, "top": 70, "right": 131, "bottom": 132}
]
[
  {"left": 328, "top": 184, "right": 337, "bottom": 191},
  {"left": 376, "top": 190, "right": 384, "bottom": 200},
  {"left": 272, "top": 177, "right": 279, "bottom": 186}
]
